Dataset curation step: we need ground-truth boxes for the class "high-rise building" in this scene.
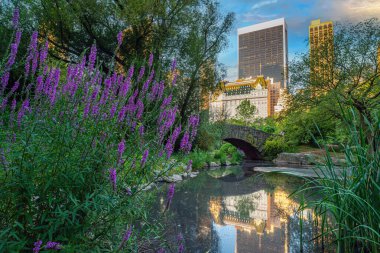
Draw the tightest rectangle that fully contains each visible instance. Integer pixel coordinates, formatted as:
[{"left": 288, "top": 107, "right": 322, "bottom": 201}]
[
  {"left": 238, "top": 18, "right": 288, "bottom": 88},
  {"left": 309, "top": 19, "right": 334, "bottom": 81}
]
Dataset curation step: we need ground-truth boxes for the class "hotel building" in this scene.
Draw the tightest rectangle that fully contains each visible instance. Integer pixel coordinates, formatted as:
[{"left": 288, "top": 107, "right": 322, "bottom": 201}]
[
  {"left": 238, "top": 18, "right": 288, "bottom": 88},
  {"left": 209, "top": 18, "right": 288, "bottom": 120}
]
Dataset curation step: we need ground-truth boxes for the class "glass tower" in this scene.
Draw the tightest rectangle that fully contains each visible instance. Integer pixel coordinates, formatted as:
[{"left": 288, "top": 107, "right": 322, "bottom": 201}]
[{"left": 238, "top": 18, "right": 288, "bottom": 88}]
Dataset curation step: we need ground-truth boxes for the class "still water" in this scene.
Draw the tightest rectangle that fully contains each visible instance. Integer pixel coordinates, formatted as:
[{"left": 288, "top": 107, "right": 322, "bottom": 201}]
[{"left": 157, "top": 164, "right": 324, "bottom": 253}]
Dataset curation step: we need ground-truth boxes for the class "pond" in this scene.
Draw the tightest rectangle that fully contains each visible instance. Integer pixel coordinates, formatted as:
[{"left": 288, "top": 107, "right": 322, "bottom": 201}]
[{"left": 155, "top": 163, "right": 327, "bottom": 253}]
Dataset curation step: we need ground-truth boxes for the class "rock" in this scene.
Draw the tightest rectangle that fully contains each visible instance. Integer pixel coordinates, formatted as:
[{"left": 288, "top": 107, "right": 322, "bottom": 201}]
[
  {"left": 209, "top": 162, "right": 219, "bottom": 167},
  {"left": 141, "top": 183, "right": 155, "bottom": 191},
  {"left": 225, "top": 161, "right": 232, "bottom": 166},
  {"left": 162, "top": 174, "right": 183, "bottom": 183},
  {"left": 274, "top": 152, "right": 318, "bottom": 166},
  {"left": 189, "top": 172, "right": 199, "bottom": 178}
]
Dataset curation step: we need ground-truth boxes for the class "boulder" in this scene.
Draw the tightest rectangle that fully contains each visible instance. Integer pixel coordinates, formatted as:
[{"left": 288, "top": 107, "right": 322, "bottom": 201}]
[{"left": 209, "top": 162, "right": 220, "bottom": 167}]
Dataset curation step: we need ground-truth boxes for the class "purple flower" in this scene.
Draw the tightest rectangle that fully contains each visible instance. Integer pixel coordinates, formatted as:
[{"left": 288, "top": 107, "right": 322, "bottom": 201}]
[
  {"left": 39, "top": 40, "right": 48, "bottom": 67},
  {"left": 165, "top": 183, "right": 175, "bottom": 211},
  {"left": 141, "top": 149, "right": 149, "bottom": 167},
  {"left": 171, "top": 58, "right": 177, "bottom": 72},
  {"left": 1, "top": 72, "right": 10, "bottom": 92},
  {"left": 178, "top": 243, "right": 184, "bottom": 253},
  {"left": 109, "top": 168, "right": 117, "bottom": 191},
  {"left": 118, "top": 139, "right": 125, "bottom": 158},
  {"left": 17, "top": 99, "right": 30, "bottom": 127},
  {"left": 123, "top": 225, "right": 133, "bottom": 242},
  {"left": 109, "top": 102, "right": 117, "bottom": 118},
  {"left": 6, "top": 42, "right": 18, "bottom": 68},
  {"left": 31, "top": 50, "right": 39, "bottom": 75},
  {"left": 187, "top": 160, "right": 192, "bottom": 172},
  {"left": 148, "top": 52, "right": 154, "bottom": 67},
  {"left": 136, "top": 99, "right": 144, "bottom": 119},
  {"left": 1, "top": 98, "right": 8, "bottom": 111},
  {"left": 88, "top": 44, "right": 97, "bottom": 72},
  {"left": 49, "top": 68, "right": 61, "bottom": 105},
  {"left": 119, "top": 66, "right": 133, "bottom": 97},
  {"left": 160, "top": 95, "right": 172, "bottom": 109},
  {"left": 25, "top": 31, "right": 38, "bottom": 76},
  {"left": 172, "top": 73, "right": 177, "bottom": 86},
  {"left": 118, "top": 106, "right": 127, "bottom": 122},
  {"left": 138, "top": 66, "right": 145, "bottom": 82},
  {"left": 157, "top": 249, "right": 166, "bottom": 253},
  {"left": 45, "top": 241, "right": 62, "bottom": 250},
  {"left": 11, "top": 81, "right": 19, "bottom": 93},
  {"left": 12, "top": 8, "right": 19, "bottom": 29},
  {"left": 138, "top": 125, "right": 144, "bottom": 136},
  {"left": 117, "top": 31, "right": 123, "bottom": 46},
  {"left": 33, "top": 240, "right": 42, "bottom": 253},
  {"left": 180, "top": 131, "right": 190, "bottom": 153},
  {"left": 165, "top": 125, "right": 181, "bottom": 159},
  {"left": 11, "top": 99, "right": 17, "bottom": 111},
  {"left": 118, "top": 225, "right": 133, "bottom": 250}
]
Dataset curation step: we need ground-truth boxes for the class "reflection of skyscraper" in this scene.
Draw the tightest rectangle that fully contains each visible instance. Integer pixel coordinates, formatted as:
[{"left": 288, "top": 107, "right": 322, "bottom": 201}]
[
  {"left": 238, "top": 18, "right": 288, "bottom": 88},
  {"left": 309, "top": 19, "right": 334, "bottom": 82}
]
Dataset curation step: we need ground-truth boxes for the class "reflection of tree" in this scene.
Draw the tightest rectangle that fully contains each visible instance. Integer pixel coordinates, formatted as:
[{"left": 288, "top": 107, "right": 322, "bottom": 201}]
[{"left": 235, "top": 196, "right": 257, "bottom": 219}]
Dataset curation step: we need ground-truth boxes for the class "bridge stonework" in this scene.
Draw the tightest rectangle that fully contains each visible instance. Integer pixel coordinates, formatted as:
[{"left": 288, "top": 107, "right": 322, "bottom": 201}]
[{"left": 222, "top": 124, "right": 272, "bottom": 159}]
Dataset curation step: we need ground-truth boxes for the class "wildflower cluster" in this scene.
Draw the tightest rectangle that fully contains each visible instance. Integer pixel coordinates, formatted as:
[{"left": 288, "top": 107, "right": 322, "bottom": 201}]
[{"left": 0, "top": 10, "right": 199, "bottom": 252}]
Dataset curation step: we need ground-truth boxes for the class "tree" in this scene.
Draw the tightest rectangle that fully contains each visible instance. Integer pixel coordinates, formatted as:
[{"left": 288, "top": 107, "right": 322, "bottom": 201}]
[
  {"left": 236, "top": 99, "right": 257, "bottom": 125},
  {"left": 1, "top": 0, "right": 233, "bottom": 119},
  {"left": 288, "top": 19, "right": 380, "bottom": 148}
]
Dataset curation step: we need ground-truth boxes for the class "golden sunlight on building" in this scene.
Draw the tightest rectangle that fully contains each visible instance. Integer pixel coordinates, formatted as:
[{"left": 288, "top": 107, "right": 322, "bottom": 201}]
[{"left": 209, "top": 76, "right": 285, "bottom": 120}]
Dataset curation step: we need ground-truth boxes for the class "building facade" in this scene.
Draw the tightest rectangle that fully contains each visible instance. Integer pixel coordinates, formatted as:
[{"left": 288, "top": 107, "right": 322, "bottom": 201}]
[
  {"left": 309, "top": 19, "right": 334, "bottom": 81},
  {"left": 238, "top": 18, "right": 288, "bottom": 88},
  {"left": 209, "top": 76, "right": 283, "bottom": 120}
]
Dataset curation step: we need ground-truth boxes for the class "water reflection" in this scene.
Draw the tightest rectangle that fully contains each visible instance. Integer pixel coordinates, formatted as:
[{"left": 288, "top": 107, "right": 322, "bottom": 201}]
[{"left": 159, "top": 165, "right": 322, "bottom": 253}]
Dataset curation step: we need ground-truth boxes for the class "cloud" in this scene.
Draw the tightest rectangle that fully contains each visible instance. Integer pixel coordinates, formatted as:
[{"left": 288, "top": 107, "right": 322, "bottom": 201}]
[
  {"left": 225, "top": 65, "right": 238, "bottom": 82},
  {"left": 251, "top": 0, "right": 278, "bottom": 10}
]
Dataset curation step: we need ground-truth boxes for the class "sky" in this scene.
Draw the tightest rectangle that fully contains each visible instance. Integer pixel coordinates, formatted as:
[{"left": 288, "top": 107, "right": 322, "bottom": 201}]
[{"left": 218, "top": 0, "right": 380, "bottom": 81}]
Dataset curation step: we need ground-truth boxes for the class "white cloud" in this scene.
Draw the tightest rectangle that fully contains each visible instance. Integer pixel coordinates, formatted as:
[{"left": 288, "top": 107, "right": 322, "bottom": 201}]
[
  {"left": 251, "top": 0, "right": 278, "bottom": 10},
  {"left": 225, "top": 65, "right": 238, "bottom": 82}
]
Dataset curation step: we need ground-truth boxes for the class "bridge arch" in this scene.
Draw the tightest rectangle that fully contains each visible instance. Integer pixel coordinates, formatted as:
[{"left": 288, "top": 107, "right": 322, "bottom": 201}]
[{"left": 222, "top": 124, "right": 272, "bottom": 160}]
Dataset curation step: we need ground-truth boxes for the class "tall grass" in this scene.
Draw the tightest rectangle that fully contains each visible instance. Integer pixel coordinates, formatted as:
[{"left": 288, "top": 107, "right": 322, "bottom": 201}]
[{"left": 295, "top": 110, "right": 380, "bottom": 252}]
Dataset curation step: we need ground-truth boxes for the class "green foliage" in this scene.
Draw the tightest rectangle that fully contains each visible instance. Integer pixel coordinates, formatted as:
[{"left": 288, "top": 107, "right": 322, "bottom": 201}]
[
  {"left": 236, "top": 99, "right": 257, "bottom": 125},
  {"left": 0, "top": 23, "right": 192, "bottom": 251},
  {"left": 263, "top": 136, "right": 291, "bottom": 159},
  {"left": 195, "top": 115, "right": 224, "bottom": 151},
  {"left": 294, "top": 110, "right": 380, "bottom": 252}
]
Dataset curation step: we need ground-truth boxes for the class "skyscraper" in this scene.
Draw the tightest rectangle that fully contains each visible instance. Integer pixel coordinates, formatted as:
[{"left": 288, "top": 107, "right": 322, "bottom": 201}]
[
  {"left": 238, "top": 18, "right": 288, "bottom": 88},
  {"left": 309, "top": 19, "right": 334, "bottom": 81}
]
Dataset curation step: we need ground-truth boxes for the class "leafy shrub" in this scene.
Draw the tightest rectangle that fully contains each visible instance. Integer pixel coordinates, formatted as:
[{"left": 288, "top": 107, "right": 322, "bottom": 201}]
[
  {"left": 0, "top": 12, "right": 198, "bottom": 252},
  {"left": 263, "top": 136, "right": 291, "bottom": 158}
]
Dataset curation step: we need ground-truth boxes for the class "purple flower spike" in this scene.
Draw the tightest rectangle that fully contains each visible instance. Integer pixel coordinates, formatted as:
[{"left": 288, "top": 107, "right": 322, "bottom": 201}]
[
  {"left": 109, "top": 168, "right": 117, "bottom": 191},
  {"left": 88, "top": 44, "right": 97, "bottom": 72},
  {"left": 12, "top": 8, "right": 19, "bottom": 29},
  {"left": 118, "top": 139, "right": 125, "bottom": 158},
  {"left": 171, "top": 58, "right": 177, "bottom": 72},
  {"left": 178, "top": 243, "right": 184, "bottom": 253},
  {"left": 33, "top": 240, "right": 43, "bottom": 253},
  {"left": 1, "top": 72, "right": 10, "bottom": 92},
  {"left": 138, "top": 66, "right": 145, "bottom": 82},
  {"left": 141, "top": 149, "right": 149, "bottom": 167},
  {"left": 117, "top": 31, "right": 123, "bottom": 46},
  {"left": 148, "top": 52, "right": 154, "bottom": 67},
  {"left": 165, "top": 183, "right": 175, "bottom": 211},
  {"left": 118, "top": 225, "right": 133, "bottom": 250},
  {"left": 180, "top": 131, "right": 190, "bottom": 153},
  {"left": 139, "top": 125, "right": 144, "bottom": 136},
  {"left": 45, "top": 241, "right": 62, "bottom": 250}
]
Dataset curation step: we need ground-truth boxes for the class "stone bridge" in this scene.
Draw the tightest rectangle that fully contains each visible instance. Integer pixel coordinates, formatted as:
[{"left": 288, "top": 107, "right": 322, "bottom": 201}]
[{"left": 222, "top": 124, "right": 272, "bottom": 160}]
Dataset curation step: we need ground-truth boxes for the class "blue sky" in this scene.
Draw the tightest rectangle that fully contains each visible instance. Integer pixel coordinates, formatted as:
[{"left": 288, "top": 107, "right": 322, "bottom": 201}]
[{"left": 218, "top": 0, "right": 380, "bottom": 81}]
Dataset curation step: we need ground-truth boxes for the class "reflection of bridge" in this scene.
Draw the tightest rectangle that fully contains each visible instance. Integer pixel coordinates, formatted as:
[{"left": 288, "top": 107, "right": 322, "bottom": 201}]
[{"left": 222, "top": 124, "right": 272, "bottom": 160}]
